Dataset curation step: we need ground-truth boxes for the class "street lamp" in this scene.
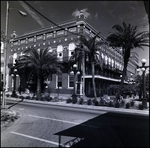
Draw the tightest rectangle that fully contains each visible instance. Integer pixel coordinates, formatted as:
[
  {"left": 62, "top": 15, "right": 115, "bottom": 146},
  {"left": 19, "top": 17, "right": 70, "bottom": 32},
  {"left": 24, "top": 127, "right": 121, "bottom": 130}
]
[
  {"left": 2, "top": 1, "right": 27, "bottom": 109},
  {"left": 137, "top": 59, "right": 149, "bottom": 109},
  {"left": 70, "top": 64, "right": 80, "bottom": 98}
]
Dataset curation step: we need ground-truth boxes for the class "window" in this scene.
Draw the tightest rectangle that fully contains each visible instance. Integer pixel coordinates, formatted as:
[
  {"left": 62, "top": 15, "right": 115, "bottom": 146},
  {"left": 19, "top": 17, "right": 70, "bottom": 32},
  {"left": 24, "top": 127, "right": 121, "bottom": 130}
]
[
  {"left": 108, "top": 57, "right": 111, "bottom": 65},
  {"left": 13, "top": 53, "right": 17, "bottom": 64},
  {"left": 101, "top": 53, "right": 104, "bottom": 59},
  {"left": 48, "top": 46, "right": 53, "bottom": 53},
  {"left": 69, "top": 43, "right": 76, "bottom": 59},
  {"left": 57, "top": 45, "right": 63, "bottom": 61},
  {"left": 1, "top": 42, "right": 4, "bottom": 53},
  {"left": 68, "top": 74, "right": 74, "bottom": 88},
  {"left": 96, "top": 50, "right": 99, "bottom": 60},
  {"left": 105, "top": 55, "right": 108, "bottom": 64},
  {"left": 56, "top": 73, "right": 62, "bottom": 88},
  {"left": 112, "top": 59, "right": 114, "bottom": 67}
]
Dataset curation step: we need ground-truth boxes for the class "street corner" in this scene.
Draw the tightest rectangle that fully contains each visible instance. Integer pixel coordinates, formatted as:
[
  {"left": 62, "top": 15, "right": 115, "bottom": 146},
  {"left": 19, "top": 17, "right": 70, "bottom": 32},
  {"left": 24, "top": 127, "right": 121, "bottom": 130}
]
[{"left": 1, "top": 108, "right": 21, "bottom": 128}]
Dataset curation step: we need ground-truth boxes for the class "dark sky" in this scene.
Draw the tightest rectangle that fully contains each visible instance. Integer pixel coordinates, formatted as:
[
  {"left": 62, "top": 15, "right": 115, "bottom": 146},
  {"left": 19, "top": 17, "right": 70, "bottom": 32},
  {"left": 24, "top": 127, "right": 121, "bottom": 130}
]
[{"left": 1, "top": 1, "right": 149, "bottom": 67}]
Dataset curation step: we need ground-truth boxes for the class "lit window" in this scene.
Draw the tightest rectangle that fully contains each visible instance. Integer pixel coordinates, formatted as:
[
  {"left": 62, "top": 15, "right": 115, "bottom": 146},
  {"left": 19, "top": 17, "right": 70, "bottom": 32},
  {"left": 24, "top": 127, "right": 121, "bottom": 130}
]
[
  {"left": 13, "top": 53, "right": 17, "bottom": 64},
  {"left": 48, "top": 46, "right": 53, "bottom": 52},
  {"left": 96, "top": 51, "right": 99, "bottom": 60},
  {"left": 57, "top": 45, "right": 63, "bottom": 61},
  {"left": 108, "top": 57, "right": 111, "bottom": 65},
  {"left": 101, "top": 53, "right": 104, "bottom": 59},
  {"left": 1, "top": 42, "right": 4, "bottom": 53},
  {"left": 105, "top": 55, "right": 108, "bottom": 64},
  {"left": 69, "top": 43, "right": 76, "bottom": 59}
]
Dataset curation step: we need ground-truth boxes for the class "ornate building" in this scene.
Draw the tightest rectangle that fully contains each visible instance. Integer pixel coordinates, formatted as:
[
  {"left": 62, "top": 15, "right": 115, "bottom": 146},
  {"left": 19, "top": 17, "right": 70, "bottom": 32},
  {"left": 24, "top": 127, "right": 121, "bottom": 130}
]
[{"left": 7, "top": 14, "right": 139, "bottom": 97}]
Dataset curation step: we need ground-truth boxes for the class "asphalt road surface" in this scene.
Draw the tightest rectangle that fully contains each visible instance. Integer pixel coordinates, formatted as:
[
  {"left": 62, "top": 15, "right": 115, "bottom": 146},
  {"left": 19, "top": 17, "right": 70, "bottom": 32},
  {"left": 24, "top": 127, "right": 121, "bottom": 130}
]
[{"left": 1, "top": 100, "right": 149, "bottom": 147}]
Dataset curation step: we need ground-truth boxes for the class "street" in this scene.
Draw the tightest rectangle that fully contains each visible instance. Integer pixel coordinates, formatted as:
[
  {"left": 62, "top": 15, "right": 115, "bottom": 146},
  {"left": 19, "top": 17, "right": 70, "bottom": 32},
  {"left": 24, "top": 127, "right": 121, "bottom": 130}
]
[{"left": 1, "top": 100, "right": 149, "bottom": 147}]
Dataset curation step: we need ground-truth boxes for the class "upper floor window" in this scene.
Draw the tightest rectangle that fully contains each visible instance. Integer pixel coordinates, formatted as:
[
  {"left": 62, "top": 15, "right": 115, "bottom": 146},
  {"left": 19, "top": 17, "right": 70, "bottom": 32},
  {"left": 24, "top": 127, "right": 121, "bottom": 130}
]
[
  {"left": 105, "top": 55, "right": 108, "bottom": 64},
  {"left": 57, "top": 45, "right": 63, "bottom": 61},
  {"left": 69, "top": 43, "right": 76, "bottom": 59},
  {"left": 48, "top": 46, "right": 53, "bottom": 53},
  {"left": 13, "top": 53, "right": 17, "bottom": 64},
  {"left": 1, "top": 42, "right": 4, "bottom": 53},
  {"left": 96, "top": 50, "right": 100, "bottom": 60}
]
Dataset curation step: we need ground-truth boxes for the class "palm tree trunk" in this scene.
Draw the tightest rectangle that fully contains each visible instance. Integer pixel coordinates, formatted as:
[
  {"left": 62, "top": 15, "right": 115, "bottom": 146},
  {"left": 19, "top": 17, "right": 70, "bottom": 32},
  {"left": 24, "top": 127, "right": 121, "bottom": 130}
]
[
  {"left": 82, "top": 54, "right": 85, "bottom": 97},
  {"left": 121, "top": 61, "right": 128, "bottom": 87},
  {"left": 37, "top": 70, "right": 42, "bottom": 99},
  {"left": 91, "top": 62, "right": 97, "bottom": 100}
]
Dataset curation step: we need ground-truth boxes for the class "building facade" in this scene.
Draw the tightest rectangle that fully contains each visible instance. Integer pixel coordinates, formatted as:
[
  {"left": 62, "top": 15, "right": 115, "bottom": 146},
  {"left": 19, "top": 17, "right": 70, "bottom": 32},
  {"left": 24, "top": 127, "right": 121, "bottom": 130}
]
[{"left": 7, "top": 16, "right": 139, "bottom": 97}]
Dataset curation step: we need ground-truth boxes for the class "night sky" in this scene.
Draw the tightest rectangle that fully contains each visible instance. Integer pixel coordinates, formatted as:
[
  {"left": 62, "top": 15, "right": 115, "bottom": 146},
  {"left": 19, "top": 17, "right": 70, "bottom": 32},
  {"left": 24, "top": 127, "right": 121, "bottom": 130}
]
[{"left": 1, "top": 1, "right": 149, "bottom": 67}]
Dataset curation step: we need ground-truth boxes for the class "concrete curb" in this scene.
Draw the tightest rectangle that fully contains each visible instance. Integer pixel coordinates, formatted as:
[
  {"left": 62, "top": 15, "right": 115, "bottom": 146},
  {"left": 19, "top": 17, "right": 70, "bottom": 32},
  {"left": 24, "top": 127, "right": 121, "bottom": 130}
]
[{"left": 6, "top": 98, "right": 149, "bottom": 116}]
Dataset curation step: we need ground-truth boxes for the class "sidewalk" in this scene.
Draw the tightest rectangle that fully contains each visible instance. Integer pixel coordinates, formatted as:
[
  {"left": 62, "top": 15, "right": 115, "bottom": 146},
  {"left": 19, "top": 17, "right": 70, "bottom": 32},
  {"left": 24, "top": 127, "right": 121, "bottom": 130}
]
[{"left": 4, "top": 97, "right": 149, "bottom": 116}]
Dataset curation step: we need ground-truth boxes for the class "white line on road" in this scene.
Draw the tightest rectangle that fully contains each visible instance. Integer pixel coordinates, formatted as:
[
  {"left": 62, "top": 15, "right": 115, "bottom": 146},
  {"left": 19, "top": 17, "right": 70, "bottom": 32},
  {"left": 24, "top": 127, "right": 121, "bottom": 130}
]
[
  {"left": 10, "top": 131, "right": 59, "bottom": 146},
  {"left": 18, "top": 108, "right": 24, "bottom": 110},
  {"left": 28, "top": 114, "right": 79, "bottom": 125},
  {"left": 28, "top": 114, "right": 99, "bottom": 128}
]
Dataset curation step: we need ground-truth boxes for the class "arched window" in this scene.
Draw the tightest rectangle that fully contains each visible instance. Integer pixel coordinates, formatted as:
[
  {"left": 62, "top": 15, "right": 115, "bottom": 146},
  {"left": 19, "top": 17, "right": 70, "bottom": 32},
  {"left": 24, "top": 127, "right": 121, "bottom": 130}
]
[
  {"left": 57, "top": 45, "right": 63, "bottom": 61},
  {"left": 101, "top": 52, "right": 104, "bottom": 59},
  {"left": 1, "top": 42, "right": 4, "bottom": 53},
  {"left": 13, "top": 53, "right": 17, "bottom": 64},
  {"left": 48, "top": 46, "right": 53, "bottom": 53},
  {"left": 96, "top": 50, "right": 100, "bottom": 60},
  {"left": 108, "top": 57, "right": 111, "bottom": 65},
  {"left": 69, "top": 43, "right": 76, "bottom": 59},
  {"left": 105, "top": 55, "right": 107, "bottom": 64},
  {"left": 112, "top": 59, "right": 114, "bottom": 67}
]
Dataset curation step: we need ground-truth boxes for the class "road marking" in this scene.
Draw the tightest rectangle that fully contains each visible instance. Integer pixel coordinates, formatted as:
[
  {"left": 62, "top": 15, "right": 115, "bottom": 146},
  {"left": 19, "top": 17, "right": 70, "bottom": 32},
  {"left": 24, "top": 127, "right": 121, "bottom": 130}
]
[
  {"left": 10, "top": 131, "right": 59, "bottom": 146},
  {"left": 28, "top": 114, "right": 99, "bottom": 128},
  {"left": 18, "top": 108, "right": 24, "bottom": 110},
  {"left": 28, "top": 114, "right": 79, "bottom": 125}
]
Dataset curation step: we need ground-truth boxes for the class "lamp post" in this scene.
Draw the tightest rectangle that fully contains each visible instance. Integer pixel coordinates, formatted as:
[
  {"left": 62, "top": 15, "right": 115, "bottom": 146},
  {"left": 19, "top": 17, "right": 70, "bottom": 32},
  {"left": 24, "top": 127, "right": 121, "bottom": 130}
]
[
  {"left": 2, "top": 1, "right": 27, "bottom": 109},
  {"left": 70, "top": 64, "right": 80, "bottom": 98},
  {"left": 137, "top": 59, "right": 149, "bottom": 109}
]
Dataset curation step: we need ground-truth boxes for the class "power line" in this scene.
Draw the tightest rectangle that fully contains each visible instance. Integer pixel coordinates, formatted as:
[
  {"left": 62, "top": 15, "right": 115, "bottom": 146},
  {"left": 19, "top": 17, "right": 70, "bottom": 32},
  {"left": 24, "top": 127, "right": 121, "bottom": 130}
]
[{"left": 23, "top": 1, "right": 80, "bottom": 36}]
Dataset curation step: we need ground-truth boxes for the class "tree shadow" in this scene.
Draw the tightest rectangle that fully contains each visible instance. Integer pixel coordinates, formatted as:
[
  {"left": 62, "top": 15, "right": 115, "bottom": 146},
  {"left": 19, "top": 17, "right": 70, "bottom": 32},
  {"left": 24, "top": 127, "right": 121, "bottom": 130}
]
[{"left": 54, "top": 112, "right": 149, "bottom": 147}]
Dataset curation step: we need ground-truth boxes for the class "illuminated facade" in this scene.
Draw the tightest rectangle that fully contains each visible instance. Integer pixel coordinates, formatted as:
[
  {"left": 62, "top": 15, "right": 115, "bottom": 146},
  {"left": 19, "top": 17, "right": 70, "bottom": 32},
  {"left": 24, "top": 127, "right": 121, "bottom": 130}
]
[{"left": 7, "top": 16, "right": 139, "bottom": 97}]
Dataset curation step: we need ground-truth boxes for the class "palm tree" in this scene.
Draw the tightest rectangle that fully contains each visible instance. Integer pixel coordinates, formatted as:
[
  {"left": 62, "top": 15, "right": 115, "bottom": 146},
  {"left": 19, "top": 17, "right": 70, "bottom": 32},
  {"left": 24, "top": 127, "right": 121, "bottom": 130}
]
[
  {"left": 70, "top": 33, "right": 105, "bottom": 100},
  {"left": 15, "top": 47, "right": 63, "bottom": 99},
  {"left": 106, "top": 22, "right": 149, "bottom": 86}
]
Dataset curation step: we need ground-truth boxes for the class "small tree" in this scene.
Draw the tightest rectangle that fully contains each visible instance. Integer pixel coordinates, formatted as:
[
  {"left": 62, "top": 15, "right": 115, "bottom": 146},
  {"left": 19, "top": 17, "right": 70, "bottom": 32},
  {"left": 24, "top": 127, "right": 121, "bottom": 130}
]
[
  {"left": 107, "top": 22, "right": 149, "bottom": 87},
  {"left": 15, "top": 47, "right": 63, "bottom": 99}
]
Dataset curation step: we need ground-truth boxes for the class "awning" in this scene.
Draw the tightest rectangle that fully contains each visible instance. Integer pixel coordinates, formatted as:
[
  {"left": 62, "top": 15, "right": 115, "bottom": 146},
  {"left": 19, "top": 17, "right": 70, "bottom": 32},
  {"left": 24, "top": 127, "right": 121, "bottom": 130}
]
[{"left": 83, "top": 75, "right": 121, "bottom": 82}]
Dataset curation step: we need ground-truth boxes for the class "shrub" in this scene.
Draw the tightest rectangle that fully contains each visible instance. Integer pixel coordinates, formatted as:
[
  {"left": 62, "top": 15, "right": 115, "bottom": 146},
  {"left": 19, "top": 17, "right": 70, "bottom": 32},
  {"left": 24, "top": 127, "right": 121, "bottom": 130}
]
[
  {"left": 120, "top": 100, "right": 125, "bottom": 106},
  {"left": 107, "top": 101, "right": 114, "bottom": 107},
  {"left": 31, "top": 96, "right": 35, "bottom": 100},
  {"left": 26, "top": 96, "right": 30, "bottom": 100},
  {"left": 35, "top": 97, "right": 39, "bottom": 100},
  {"left": 19, "top": 96, "right": 25, "bottom": 100},
  {"left": 11, "top": 94, "right": 18, "bottom": 98},
  {"left": 72, "top": 96, "right": 77, "bottom": 104},
  {"left": 66, "top": 98, "right": 72, "bottom": 103},
  {"left": 99, "top": 98, "right": 105, "bottom": 106},
  {"left": 114, "top": 101, "right": 120, "bottom": 108},
  {"left": 6, "top": 94, "right": 10, "bottom": 97},
  {"left": 131, "top": 100, "right": 134, "bottom": 107},
  {"left": 125, "top": 102, "right": 130, "bottom": 109},
  {"left": 94, "top": 100, "right": 99, "bottom": 106},
  {"left": 40, "top": 96, "right": 45, "bottom": 101},
  {"left": 45, "top": 96, "right": 52, "bottom": 102},
  {"left": 138, "top": 104, "right": 143, "bottom": 110},
  {"left": 79, "top": 98, "right": 84, "bottom": 105},
  {"left": 87, "top": 99, "right": 92, "bottom": 105}
]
